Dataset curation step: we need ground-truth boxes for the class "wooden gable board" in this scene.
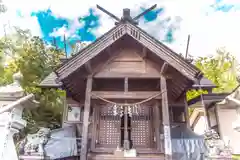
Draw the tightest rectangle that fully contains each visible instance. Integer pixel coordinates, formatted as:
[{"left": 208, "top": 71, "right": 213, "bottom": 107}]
[
  {"left": 56, "top": 22, "right": 202, "bottom": 81},
  {"left": 94, "top": 48, "right": 161, "bottom": 78},
  {"left": 113, "top": 48, "right": 143, "bottom": 61}
]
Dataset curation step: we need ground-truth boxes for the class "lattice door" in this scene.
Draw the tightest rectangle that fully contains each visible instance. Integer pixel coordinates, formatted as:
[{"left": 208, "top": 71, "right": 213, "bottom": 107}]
[
  {"left": 97, "top": 105, "right": 120, "bottom": 148},
  {"left": 131, "top": 106, "right": 154, "bottom": 148}
]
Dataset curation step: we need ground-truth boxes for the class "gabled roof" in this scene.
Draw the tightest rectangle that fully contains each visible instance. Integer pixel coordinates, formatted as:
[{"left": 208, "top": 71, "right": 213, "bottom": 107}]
[
  {"left": 188, "top": 85, "right": 240, "bottom": 108},
  {"left": 192, "top": 77, "right": 216, "bottom": 89},
  {"left": 39, "top": 72, "right": 62, "bottom": 88},
  {"left": 55, "top": 22, "right": 202, "bottom": 81}
]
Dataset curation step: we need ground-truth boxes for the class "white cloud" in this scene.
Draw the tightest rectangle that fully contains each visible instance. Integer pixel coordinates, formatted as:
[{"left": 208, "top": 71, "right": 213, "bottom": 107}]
[{"left": 0, "top": 0, "right": 239, "bottom": 61}]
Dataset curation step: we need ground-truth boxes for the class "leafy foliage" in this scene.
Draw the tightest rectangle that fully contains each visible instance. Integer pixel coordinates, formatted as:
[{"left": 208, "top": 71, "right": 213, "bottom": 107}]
[
  {"left": 0, "top": 28, "right": 65, "bottom": 137},
  {"left": 195, "top": 48, "right": 238, "bottom": 93},
  {"left": 0, "top": 44, "right": 4, "bottom": 77},
  {"left": 187, "top": 48, "right": 239, "bottom": 115},
  {"left": 0, "top": 0, "right": 7, "bottom": 13}
]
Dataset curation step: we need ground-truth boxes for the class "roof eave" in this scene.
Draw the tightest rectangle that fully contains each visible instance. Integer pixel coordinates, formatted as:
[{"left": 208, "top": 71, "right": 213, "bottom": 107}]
[
  {"left": 187, "top": 93, "right": 229, "bottom": 107},
  {"left": 37, "top": 84, "right": 62, "bottom": 88}
]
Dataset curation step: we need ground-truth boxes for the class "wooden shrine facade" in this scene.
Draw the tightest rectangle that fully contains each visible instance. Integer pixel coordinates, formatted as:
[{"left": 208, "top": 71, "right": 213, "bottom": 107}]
[{"left": 39, "top": 21, "right": 216, "bottom": 160}]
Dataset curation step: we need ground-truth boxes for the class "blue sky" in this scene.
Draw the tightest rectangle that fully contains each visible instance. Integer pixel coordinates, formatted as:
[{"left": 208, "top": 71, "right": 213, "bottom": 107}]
[{"left": 0, "top": 0, "right": 240, "bottom": 59}]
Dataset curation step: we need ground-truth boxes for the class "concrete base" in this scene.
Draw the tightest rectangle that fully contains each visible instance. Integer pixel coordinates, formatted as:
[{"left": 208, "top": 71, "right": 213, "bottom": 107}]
[
  {"left": 114, "top": 149, "right": 124, "bottom": 157},
  {"left": 124, "top": 149, "right": 137, "bottom": 157},
  {"left": 19, "top": 154, "right": 50, "bottom": 160}
]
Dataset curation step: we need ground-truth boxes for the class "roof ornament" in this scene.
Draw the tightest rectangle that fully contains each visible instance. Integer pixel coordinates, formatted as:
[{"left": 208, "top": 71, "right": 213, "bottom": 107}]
[{"left": 96, "top": 4, "right": 157, "bottom": 25}]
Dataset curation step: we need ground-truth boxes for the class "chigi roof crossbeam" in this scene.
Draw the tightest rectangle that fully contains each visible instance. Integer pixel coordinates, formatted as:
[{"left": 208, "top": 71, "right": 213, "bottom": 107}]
[{"left": 96, "top": 4, "right": 157, "bottom": 25}]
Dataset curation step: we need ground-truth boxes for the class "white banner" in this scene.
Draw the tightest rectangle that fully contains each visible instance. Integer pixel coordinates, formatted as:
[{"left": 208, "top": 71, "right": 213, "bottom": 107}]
[{"left": 164, "top": 125, "right": 172, "bottom": 155}]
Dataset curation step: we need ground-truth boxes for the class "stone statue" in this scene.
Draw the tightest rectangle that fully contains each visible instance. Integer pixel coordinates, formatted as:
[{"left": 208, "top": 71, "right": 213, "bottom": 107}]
[
  {"left": 19, "top": 127, "right": 50, "bottom": 156},
  {"left": 204, "top": 129, "right": 232, "bottom": 159}
]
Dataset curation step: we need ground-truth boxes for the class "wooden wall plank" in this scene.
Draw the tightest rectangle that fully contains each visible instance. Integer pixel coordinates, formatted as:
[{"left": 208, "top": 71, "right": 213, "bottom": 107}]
[{"left": 94, "top": 48, "right": 162, "bottom": 78}]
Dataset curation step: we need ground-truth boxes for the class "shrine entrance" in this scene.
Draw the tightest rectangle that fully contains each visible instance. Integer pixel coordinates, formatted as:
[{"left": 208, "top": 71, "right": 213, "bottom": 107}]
[{"left": 94, "top": 103, "right": 155, "bottom": 153}]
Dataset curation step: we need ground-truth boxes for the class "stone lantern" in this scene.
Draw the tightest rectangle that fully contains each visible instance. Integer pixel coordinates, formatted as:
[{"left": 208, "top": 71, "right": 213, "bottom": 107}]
[{"left": 0, "top": 72, "right": 39, "bottom": 160}]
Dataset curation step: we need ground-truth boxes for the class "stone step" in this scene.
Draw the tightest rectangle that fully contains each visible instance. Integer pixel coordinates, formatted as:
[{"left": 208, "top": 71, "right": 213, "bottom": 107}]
[{"left": 88, "top": 153, "right": 165, "bottom": 160}]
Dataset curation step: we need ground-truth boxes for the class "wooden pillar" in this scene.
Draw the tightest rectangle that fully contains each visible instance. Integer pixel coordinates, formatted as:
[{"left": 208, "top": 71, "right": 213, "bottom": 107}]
[
  {"left": 154, "top": 101, "right": 161, "bottom": 151},
  {"left": 61, "top": 94, "right": 67, "bottom": 126},
  {"left": 124, "top": 77, "right": 128, "bottom": 92},
  {"left": 184, "top": 94, "right": 190, "bottom": 128},
  {"left": 80, "top": 77, "right": 92, "bottom": 160},
  {"left": 124, "top": 106, "right": 130, "bottom": 150},
  {"left": 123, "top": 77, "right": 130, "bottom": 150},
  {"left": 90, "top": 105, "right": 97, "bottom": 152},
  {"left": 160, "top": 76, "right": 172, "bottom": 160}
]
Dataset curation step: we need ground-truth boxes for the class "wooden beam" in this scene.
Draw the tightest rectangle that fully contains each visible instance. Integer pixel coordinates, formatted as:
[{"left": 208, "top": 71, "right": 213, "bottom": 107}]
[
  {"left": 124, "top": 77, "right": 128, "bottom": 92},
  {"left": 80, "top": 77, "right": 92, "bottom": 160},
  {"left": 91, "top": 91, "right": 162, "bottom": 99},
  {"left": 154, "top": 101, "right": 162, "bottom": 151},
  {"left": 184, "top": 94, "right": 190, "bottom": 127},
  {"left": 90, "top": 105, "right": 97, "bottom": 152},
  {"left": 160, "top": 62, "right": 168, "bottom": 75},
  {"left": 94, "top": 71, "right": 169, "bottom": 78},
  {"left": 106, "top": 47, "right": 111, "bottom": 56},
  {"left": 61, "top": 96, "right": 67, "bottom": 125},
  {"left": 124, "top": 105, "right": 130, "bottom": 150},
  {"left": 160, "top": 76, "right": 172, "bottom": 159},
  {"left": 84, "top": 61, "right": 92, "bottom": 73},
  {"left": 140, "top": 47, "right": 147, "bottom": 58}
]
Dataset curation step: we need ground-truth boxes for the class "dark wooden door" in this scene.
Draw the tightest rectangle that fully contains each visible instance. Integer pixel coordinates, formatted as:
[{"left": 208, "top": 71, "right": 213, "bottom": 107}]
[
  {"left": 94, "top": 104, "right": 154, "bottom": 152},
  {"left": 96, "top": 105, "right": 121, "bottom": 149},
  {"left": 131, "top": 106, "right": 154, "bottom": 149}
]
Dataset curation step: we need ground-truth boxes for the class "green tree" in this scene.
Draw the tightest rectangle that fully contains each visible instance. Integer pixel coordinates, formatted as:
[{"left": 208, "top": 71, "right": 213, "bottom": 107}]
[
  {"left": 195, "top": 48, "right": 238, "bottom": 93},
  {"left": 0, "top": 0, "right": 7, "bottom": 13},
  {"left": 187, "top": 48, "right": 239, "bottom": 114},
  {"left": 0, "top": 0, "right": 7, "bottom": 78},
  {"left": 0, "top": 42, "right": 4, "bottom": 77},
  {"left": 0, "top": 28, "right": 65, "bottom": 137}
]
